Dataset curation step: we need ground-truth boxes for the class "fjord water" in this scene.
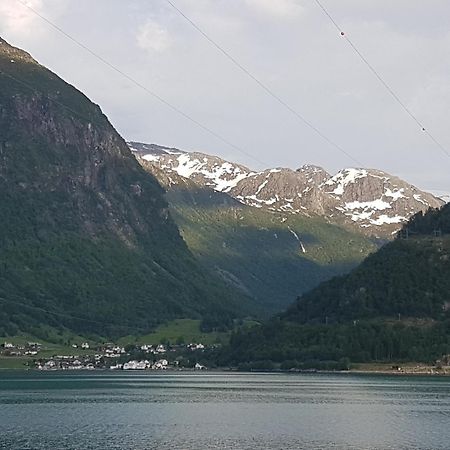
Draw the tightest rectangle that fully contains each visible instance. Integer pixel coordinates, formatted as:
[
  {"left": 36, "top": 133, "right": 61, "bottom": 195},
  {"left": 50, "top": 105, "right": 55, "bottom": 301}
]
[{"left": 0, "top": 372, "right": 449, "bottom": 449}]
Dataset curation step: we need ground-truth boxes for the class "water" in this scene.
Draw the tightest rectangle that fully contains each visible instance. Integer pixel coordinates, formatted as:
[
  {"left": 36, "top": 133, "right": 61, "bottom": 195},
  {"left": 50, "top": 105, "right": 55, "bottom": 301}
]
[{"left": 0, "top": 371, "right": 449, "bottom": 449}]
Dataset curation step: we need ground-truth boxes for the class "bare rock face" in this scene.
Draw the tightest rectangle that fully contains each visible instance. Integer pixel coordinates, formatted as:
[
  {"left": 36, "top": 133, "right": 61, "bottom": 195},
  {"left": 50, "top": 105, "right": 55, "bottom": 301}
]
[
  {"left": 129, "top": 142, "right": 444, "bottom": 238},
  {"left": 321, "top": 169, "right": 442, "bottom": 235}
]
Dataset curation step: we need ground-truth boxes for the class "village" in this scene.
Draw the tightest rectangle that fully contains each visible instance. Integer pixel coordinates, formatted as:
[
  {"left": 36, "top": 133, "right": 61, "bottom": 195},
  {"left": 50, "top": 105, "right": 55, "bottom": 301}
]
[{"left": 0, "top": 341, "right": 209, "bottom": 371}]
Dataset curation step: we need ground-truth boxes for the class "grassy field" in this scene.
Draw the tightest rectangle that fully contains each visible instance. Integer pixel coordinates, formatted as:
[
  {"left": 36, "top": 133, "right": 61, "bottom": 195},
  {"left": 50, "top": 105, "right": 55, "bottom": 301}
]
[
  {"left": 118, "top": 319, "right": 230, "bottom": 346},
  {"left": 0, "top": 356, "right": 33, "bottom": 370},
  {"left": 0, "top": 318, "right": 258, "bottom": 369}
]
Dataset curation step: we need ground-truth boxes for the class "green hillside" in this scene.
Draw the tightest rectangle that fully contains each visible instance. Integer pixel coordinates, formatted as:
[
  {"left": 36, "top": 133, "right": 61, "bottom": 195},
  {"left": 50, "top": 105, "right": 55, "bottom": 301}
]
[
  {"left": 142, "top": 167, "right": 378, "bottom": 314},
  {"left": 0, "top": 38, "right": 252, "bottom": 339},
  {"left": 219, "top": 204, "right": 450, "bottom": 368},
  {"left": 285, "top": 236, "right": 450, "bottom": 323}
]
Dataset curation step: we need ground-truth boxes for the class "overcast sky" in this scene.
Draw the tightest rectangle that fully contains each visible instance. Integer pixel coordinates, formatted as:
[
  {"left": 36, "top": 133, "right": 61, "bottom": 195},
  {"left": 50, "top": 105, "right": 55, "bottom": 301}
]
[{"left": 1, "top": 0, "right": 449, "bottom": 195}]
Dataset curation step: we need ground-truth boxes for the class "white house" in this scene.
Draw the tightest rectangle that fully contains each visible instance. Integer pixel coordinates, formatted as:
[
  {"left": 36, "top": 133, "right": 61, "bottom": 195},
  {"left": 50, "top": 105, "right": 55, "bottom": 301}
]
[
  {"left": 194, "top": 363, "right": 206, "bottom": 370},
  {"left": 152, "top": 359, "right": 168, "bottom": 370}
]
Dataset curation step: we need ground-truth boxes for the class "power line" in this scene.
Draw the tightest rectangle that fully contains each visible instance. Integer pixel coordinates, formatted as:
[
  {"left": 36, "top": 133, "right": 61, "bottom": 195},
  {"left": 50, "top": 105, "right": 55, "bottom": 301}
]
[
  {"left": 165, "top": 0, "right": 363, "bottom": 167},
  {"left": 0, "top": 69, "right": 102, "bottom": 127},
  {"left": 314, "top": 0, "right": 450, "bottom": 159},
  {"left": 15, "top": 0, "right": 268, "bottom": 169}
]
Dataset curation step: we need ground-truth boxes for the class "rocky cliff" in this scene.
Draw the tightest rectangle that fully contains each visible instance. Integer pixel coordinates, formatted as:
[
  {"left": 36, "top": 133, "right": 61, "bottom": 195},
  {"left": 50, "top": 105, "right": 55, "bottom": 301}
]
[
  {"left": 129, "top": 141, "right": 443, "bottom": 238},
  {"left": 0, "top": 38, "right": 251, "bottom": 338}
]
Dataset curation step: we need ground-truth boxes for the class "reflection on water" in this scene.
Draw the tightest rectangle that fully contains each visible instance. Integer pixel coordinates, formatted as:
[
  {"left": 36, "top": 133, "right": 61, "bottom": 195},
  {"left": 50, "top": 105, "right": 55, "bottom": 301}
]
[{"left": 0, "top": 372, "right": 449, "bottom": 449}]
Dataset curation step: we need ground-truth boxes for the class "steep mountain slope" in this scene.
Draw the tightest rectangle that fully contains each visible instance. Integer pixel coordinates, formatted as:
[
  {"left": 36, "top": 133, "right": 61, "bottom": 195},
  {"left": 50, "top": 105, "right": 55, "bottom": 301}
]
[
  {"left": 0, "top": 38, "right": 251, "bottom": 339},
  {"left": 219, "top": 204, "right": 450, "bottom": 367},
  {"left": 129, "top": 142, "right": 443, "bottom": 238},
  {"left": 138, "top": 158, "right": 378, "bottom": 313}
]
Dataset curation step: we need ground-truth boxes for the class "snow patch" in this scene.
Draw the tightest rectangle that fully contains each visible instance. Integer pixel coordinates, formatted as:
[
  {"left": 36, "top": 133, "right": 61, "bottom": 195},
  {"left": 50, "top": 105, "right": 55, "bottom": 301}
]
[
  {"left": 164, "top": 149, "right": 183, "bottom": 155},
  {"left": 255, "top": 179, "right": 269, "bottom": 195},
  {"left": 243, "top": 195, "right": 277, "bottom": 206},
  {"left": 371, "top": 215, "right": 406, "bottom": 225},
  {"left": 324, "top": 168, "right": 368, "bottom": 195},
  {"left": 142, "top": 154, "right": 159, "bottom": 162},
  {"left": 413, "top": 194, "right": 429, "bottom": 206},
  {"left": 174, "top": 154, "right": 205, "bottom": 178},
  {"left": 345, "top": 199, "right": 391, "bottom": 211},
  {"left": 171, "top": 154, "right": 249, "bottom": 192},
  {"left": 385, "top": 188, "right": 405, "bottom": 200}
]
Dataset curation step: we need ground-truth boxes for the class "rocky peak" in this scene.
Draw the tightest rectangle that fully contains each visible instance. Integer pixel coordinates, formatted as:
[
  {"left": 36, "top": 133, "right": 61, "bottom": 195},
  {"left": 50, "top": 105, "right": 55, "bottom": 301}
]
[
  {"left": 129, "top": 144, "right": 444, "bottom": 238},
  {"left": 0, "top": 37, "right": 37, "bottom": 65},
  {"left": 296, "top": 164, "right": 330, "bottom": 183}
]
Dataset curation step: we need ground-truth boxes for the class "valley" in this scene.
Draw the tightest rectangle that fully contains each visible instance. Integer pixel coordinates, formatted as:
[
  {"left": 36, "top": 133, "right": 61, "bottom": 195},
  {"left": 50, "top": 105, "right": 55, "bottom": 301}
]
[{"left": 0, "top": 37, "right": 448, "bottom": 370}]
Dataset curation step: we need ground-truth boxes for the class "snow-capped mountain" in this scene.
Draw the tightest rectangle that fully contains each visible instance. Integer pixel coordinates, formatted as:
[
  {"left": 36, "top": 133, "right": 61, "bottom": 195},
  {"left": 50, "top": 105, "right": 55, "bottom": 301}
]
[
  {"left": 128, "top": 141, "right": 444, "bottom": 237},
  {"left": 431, "top": 191, "right": 450, "bottom": 204}
]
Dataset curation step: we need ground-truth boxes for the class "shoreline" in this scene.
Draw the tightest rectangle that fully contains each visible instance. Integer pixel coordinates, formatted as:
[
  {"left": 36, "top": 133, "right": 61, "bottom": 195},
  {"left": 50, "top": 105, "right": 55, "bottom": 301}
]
[{"left": 0, "top": 366, "right": 449, "bottom": 377}]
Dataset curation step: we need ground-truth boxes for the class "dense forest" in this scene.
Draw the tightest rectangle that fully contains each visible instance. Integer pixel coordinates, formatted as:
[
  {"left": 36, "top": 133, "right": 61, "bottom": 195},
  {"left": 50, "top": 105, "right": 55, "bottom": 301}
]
[
  {"left": 217, "top": 203, "right": 450, "bottom": 368},
  {"left": 403, "top": 203, "right": 450, "bottom": 235}
]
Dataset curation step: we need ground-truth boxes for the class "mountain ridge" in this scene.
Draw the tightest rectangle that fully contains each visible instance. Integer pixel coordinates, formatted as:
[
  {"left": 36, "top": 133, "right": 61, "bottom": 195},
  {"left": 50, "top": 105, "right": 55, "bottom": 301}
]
[
  {"left": 0, "top": 37, "right": 252, "bottom": 339},
  {"left": 135, "top": 143, "right": 380, "bottom": 313},
  {"left": 128, "top": 141, "right": 443, "bottom": 238}
]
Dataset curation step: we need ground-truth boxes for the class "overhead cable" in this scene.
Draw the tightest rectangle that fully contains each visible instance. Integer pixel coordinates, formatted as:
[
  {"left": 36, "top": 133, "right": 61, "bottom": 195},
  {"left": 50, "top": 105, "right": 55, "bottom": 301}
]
[
  {"left": 15, "top": 0, "right": 268, "bottom": 169},
  {"left": 314, "top": 0, "right": 450, "bottom": 159},
  {"left": 165, "top": 0, "right": 363, "bottom": 166}
]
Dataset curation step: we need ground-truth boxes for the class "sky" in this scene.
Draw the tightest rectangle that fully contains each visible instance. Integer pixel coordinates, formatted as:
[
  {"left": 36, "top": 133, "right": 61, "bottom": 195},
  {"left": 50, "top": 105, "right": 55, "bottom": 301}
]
[{"left": 1, "top": 0, "right": 449, "bottom": 195}]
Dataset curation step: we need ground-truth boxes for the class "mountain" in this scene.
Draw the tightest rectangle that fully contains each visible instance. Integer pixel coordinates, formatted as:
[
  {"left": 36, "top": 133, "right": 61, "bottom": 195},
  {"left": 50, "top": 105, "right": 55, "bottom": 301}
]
[
  {"left": 0, "top": 38, "right": 252, "bottom": 339},
  {"left": 219, "top": 203, "right": 450, "bottom": 368},
  {"left": 128, "top": 142, "right": 443, "bottom": 238},
  {"left": 133, "top": 145, "right": 379, "bottom": 313},
  {"left": 435, "top": 192, "right": 450, "bottom": 204}
]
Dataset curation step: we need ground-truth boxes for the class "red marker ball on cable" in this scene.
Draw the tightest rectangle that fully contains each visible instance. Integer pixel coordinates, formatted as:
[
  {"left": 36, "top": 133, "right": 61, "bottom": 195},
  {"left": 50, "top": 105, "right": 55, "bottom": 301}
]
[{"left": 340, "top": 31, "right": 345, "bottom": 36}]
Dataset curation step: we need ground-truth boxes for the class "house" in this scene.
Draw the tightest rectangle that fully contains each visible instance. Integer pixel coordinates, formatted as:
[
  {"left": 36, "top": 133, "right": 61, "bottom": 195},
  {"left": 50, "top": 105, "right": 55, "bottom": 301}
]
[
  {"left": 70, "top": 360, "right": 83, "bottom": 370},
  {"left": 42, "top": 360, "right": 57, "bottom": 370},
  {"left": 152, "top": 359, "right": 168, "bottom": 370},
  {"left": 81, "top": 342, "right": 90, "bottom": 349},
  {"left": 27, "top": 342, "right": 41, "bottom": 348},
  {"left": 188, "top": 343, "right": 205, "bottom": 351},
  {"left": 194, "top": 363, "right": 206, "bottom": 370},
  {"left": 110, "top": 363, "right": 123, "bottom": 370},
  {"left": 123, "top": 360, "right": 150, "bottom": 370},
  {"left": 123, "top": 360, "right": 138, "bottom": 370}
]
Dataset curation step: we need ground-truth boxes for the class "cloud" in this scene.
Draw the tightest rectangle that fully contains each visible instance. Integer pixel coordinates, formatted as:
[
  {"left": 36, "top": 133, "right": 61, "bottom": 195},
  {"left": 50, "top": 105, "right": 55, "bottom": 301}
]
[
  {"left": 0, "top": 0, "right": 69, "bottom": 39},
  {"left": 136, "top": 19, "right": 172, "bottom": 53},
  {"left": 6, "top": 0, "right": 449, "bottom": 192},
  {"left": 0, "top": 0, "right": 44, "bottom": 35},
  {"left": 244, "top": 0, "right": 304, "bottom": 19}
]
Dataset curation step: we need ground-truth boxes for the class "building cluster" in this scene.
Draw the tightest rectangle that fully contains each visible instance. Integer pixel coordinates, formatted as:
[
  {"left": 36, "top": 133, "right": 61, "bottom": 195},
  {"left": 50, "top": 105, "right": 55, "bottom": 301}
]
[
  {"left": 1, "top": 341, "right": 41, "bottom": 357},
  {"left": 138, "top": 344, "right": 167, "bottom": 354},
  {"left": 71, "top": 342, "right": 91, "bottom": 350},
  {"left": 31, "top": 341, "right": 208, "bottom": 371},
  {"left": 112, "top": 359, "right": 170, "bottom": 370}
]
